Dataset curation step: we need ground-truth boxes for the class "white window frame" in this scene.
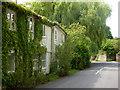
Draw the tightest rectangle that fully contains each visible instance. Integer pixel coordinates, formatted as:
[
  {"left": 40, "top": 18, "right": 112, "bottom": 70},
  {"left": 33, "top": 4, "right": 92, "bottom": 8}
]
[
  {"left": 28, "top": 17, "right": 34, "bottom": 40},
  {"left": 7, "top": 9, "right": 16, "bottom": 31},
  {"left": 43, "top": 25, "right": 46, "bottom": 37},
  {"left": 8, "top": 50, "right": 15, "bottom": 73},
  {"left": 41, "top": 53, "right": 46, "bottom": 70}
]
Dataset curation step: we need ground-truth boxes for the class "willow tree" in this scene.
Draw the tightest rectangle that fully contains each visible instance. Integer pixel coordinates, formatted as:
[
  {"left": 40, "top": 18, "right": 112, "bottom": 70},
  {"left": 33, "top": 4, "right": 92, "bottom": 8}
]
[
  {"left": 78, "top": 2, "right": 111, "bottom": 55},
  {"left": 25, "top": 1, "right": 111, "bottom": 55}
]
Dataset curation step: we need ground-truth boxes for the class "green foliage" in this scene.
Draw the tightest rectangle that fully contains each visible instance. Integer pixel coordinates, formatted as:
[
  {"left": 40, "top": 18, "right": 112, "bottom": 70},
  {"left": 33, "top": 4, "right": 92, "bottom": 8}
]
[
  {"left": 54, "top": 37, "right": 75, "bottom": 76},
  {"left": 102, "top": 39, "right": 119, "bottom": 61},
  {"left": 105, "top": 26, "right": 113, "bottom": 39},
  {"left": 102, "top": 39, "right": 119, "bottom": 54},
  {"left": 71, "top": 42, "right": 91, "bottom": 70},
  {"left": 107, "top": 58, "right": 113, "bottom": 61},
  {"left": 47, "top": 74, "right": 59, "bottom": 81},
  {"left": 68, "top": 69, "right": 79, "bottom": 75},
  {"left": 2, "top": 73, "right": 15, "bottom": 88},
  {"left": 118, "top": 51, "right": 120, "bottom": 56},
  {"left": 2, "top": 2, "right": 50, "bottom": 88},
  {"left": 35, "top": 72, "right": 48, "bottom": 84},
  {"left": 25, "top": 1, "right": 112, "bottom": 56}
]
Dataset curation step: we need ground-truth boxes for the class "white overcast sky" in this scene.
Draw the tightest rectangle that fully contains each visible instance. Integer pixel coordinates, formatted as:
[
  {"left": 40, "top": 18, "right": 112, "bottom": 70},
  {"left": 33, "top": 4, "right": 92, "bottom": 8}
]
[{"left": 12, "top": 0, "right": 119, "bottom": 38}]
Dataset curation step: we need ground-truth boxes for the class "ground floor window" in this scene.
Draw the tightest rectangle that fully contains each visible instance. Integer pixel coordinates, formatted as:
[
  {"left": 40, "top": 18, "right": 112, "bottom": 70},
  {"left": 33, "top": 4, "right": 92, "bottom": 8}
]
[
  {"left": 42, "top": 53, "right": 46, "bottom": 69},
  {"left": 33, "top": 54, "right": 38, "bottom": 70},
  {"left": 8, "top": 50, "right": 15, "bottom": 73}
]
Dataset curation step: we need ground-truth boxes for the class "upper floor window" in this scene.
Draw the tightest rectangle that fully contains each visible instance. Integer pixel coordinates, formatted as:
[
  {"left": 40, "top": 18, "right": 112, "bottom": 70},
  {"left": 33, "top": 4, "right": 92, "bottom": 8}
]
[
  {"left": 28, "top": 17, "right": 34, "bottom": 40},
  {"left": 63, "top": 35, "right": 65, "bottom": 42},
  {"left": 43, "top": 25, "right": 45, "bottom": 36},
  {"left": 7, "top": 10, "right": 16, "bottom": 31},
  {"left": 29, "top": 17, "right": 34, "bottom": 32},
  {"left": 55, "top": 30, "right": 58, "bottom": 42}
]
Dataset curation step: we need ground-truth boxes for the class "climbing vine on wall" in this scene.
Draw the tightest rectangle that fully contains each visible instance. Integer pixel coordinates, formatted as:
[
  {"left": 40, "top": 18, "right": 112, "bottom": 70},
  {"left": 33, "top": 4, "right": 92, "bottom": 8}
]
[{"left": 2, "top": 1, "right": 52, "bottom": 88}]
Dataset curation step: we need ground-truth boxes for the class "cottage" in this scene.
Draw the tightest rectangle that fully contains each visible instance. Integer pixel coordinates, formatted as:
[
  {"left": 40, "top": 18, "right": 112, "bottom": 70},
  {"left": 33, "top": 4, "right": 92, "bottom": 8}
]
[
  {"left": 40, "top": 24, "right": 66, "bottom": 74},
  {"left": 2, "top": 1, "right": 66, "bottom": 87}
]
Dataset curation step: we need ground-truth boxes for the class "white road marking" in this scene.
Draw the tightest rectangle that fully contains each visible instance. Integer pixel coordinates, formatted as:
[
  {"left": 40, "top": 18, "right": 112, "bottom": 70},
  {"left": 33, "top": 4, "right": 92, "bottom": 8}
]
[{"left": 95, "top": 68, "right": 104, "bottom": 74}]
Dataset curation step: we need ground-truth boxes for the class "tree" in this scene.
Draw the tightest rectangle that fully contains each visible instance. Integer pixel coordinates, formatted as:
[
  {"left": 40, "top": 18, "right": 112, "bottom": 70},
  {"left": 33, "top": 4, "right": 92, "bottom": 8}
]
[
  {"left": 25, "top": 1, "right": 111, "bottom": 55},
  {"left": 104, "top": 26, "right": 113, "bottom": 39},
  {"left": 53, "top": 37, "right": 75, "bottom": 76},
  {"left": 102, "top": 39, "right": 119, "bottom": 61},
  {"left": 79, "top": 2, "right": 111, "bottom": 55}
]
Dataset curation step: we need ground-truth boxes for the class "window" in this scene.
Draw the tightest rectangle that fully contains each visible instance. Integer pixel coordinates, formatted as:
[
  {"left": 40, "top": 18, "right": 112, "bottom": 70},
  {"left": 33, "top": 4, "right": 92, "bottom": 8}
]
[
  {"left": 43, "top": 25, "right": 45, "bottom": 36},
  {"left": 42, "top": 53, "right": 46, "bottom": 69},
  {"left": 7, "top": 11, "right": 16, "bottom": 31},
  {"left": 63, "top": 35, "right": 65, "bottom": 42},
  {"left": 8, "top": 50, "right": 15, "bottom": 73},
  {"left": 28, "top": 17, "right": 34, "bottom": 40},
  {"left": 33, "top": 54, "right": 38, "bottom": 70},
  {"left": 55, "top": 30, "right": 58, "bottom": 42},
  {"left": 61, "top": 34, "right": 63, "bottom": 43}
]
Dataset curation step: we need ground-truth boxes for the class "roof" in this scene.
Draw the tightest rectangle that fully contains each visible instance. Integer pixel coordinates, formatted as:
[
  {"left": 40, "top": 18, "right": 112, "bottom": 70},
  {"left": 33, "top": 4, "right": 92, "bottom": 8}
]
[{"left": 53, "top": 23, "right": 67, "bottom": 35}]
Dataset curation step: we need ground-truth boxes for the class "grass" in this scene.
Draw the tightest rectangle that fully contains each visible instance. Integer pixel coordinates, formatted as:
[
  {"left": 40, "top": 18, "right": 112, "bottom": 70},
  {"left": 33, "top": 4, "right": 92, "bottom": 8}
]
[
  {"left": 47, "top": 69, "right": 79, "bottom": 82},
  {"left": 48, "top": 74, "right": 59, "bottom": 82},
  {"left": 68, "top": 69, "right": 79, "bottom": 75}
]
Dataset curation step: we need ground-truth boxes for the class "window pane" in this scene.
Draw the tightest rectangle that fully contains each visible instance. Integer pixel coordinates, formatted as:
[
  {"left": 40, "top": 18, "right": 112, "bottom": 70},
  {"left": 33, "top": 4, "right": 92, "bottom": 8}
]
[
  {"left": 30, "top": 18, "right": 32, "bottom": 22},
  {"left": 12, "top": 22, "right": 15, "bottom": 30},
  {"left": 30, "top": 24, "right": 32, "bottom": 30},
  {"left": 42, "top": 60, "right": 46, "bottom": 68},
  {"left": 63, "top": 35, "right": 65, "bottom": 42},
  {"left": 42, "top": 53, "right": 46, "bottom": 60},
  {"left": 11, "top": 14, "right": 14, "bottom": 21},
  {"left": 8, "top": 53, "right": 15, "bottom": 72},
  {"left": 7, "top": 21, "right": 11, "bottom": 29},
  {"left": 7, "top": 13, "right": 10, "bottom": 20},
  {"left": 34, "top": 61, "right": 38, "bottom": 70},
  {"left": 33, "top": 54, "right": 38, "bottom": 70},
  {"left": 55, "top": 31, "right": 57, "bottom": 40},
  {"left": 33, "top": 54, "right": 38, "bottom": 59},
  {"left": 43, "top": 25, "right": 45, "bottom": 36}
]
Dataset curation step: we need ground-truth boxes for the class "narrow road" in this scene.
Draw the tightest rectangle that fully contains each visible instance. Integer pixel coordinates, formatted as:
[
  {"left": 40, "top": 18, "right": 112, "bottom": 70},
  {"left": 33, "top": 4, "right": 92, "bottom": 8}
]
[{"left": 36, "top": 62, "right": 118, "bottom": 88}]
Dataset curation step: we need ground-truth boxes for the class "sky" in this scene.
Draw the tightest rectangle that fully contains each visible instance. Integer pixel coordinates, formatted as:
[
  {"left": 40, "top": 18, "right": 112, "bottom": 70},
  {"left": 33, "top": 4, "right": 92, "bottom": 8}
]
[
  {"left": 11, "top": 0, "right": 119, "bottom": 38},
  {"left": 104, "top": 0, "right": 119, "bottom": 38}
]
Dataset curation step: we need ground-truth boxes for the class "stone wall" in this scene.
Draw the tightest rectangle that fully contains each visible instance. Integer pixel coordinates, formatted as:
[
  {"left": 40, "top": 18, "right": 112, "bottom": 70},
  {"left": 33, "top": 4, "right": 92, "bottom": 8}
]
[
  {"left": 116, "top": 54, "right": 120, "bottom": 62},
  {"left": 97, "top": 54, "right": 107, "bottom": 62}
]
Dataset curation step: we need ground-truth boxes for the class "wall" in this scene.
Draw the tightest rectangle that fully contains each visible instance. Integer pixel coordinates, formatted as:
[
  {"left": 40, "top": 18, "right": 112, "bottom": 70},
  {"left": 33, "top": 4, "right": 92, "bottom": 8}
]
[
  {"left": 41, "top": 25, "right": 52, "bottom": 74},
  {"left": 97, "top": 54, "right": 107, "bottom": 62}
]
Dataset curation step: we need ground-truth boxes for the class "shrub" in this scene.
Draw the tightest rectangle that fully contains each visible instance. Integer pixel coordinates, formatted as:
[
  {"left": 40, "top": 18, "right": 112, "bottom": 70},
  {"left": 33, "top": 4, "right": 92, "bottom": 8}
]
[
  {"left": 107, "top": 58, "right": 113, "bottom": 61},
  {"left": 47, "top": 74, "right": 59, "bottom": 81},
  {"left": 53, "top": 37, "right": 75, "bottom": 76},
  {"left": 71, "top": 42, "right": 91, "bottom": 70},
  {"left": 118, "top": 51, "right": 120, "bottom": 56}
]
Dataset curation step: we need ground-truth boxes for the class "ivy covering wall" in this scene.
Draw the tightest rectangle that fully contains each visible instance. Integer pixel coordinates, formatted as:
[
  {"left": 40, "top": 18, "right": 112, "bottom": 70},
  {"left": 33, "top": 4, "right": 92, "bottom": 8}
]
[{"left": 2, "top": 1, "right": 53, "bottom": 88}]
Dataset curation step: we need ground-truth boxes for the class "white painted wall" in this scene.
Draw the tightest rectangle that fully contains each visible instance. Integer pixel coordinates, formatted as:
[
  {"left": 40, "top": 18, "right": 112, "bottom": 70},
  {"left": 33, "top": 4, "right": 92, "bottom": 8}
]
[
  {"left": 54, "top": 26, "right": 66, "bottom": 46},
  {"left": 40, "top": 25, "right": 52, "bottom": 74},
  {"left": 40, "top": 25, "right": 66, "bottom": 74}
]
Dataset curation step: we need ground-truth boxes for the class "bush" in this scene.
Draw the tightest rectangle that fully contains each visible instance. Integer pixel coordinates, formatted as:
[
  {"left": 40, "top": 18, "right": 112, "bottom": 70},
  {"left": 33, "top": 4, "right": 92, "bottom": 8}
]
[
  {"left": 35, "top": 72, "right": 48, "bottom": 84},
  {"left": 107, "top": 58, "right": 113, "bottom": 61},
  {"left": 71, "top": 42, "right": 91, "bottom": 70},
  {"left": 53, "top": 37, "right": 75, "bottom": 76},
  {"left": 118, "top": 51, "right": 120, "bottom": 56},
  {"left": 47, "top": 74, "right": 59, "bottom": 81}
]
